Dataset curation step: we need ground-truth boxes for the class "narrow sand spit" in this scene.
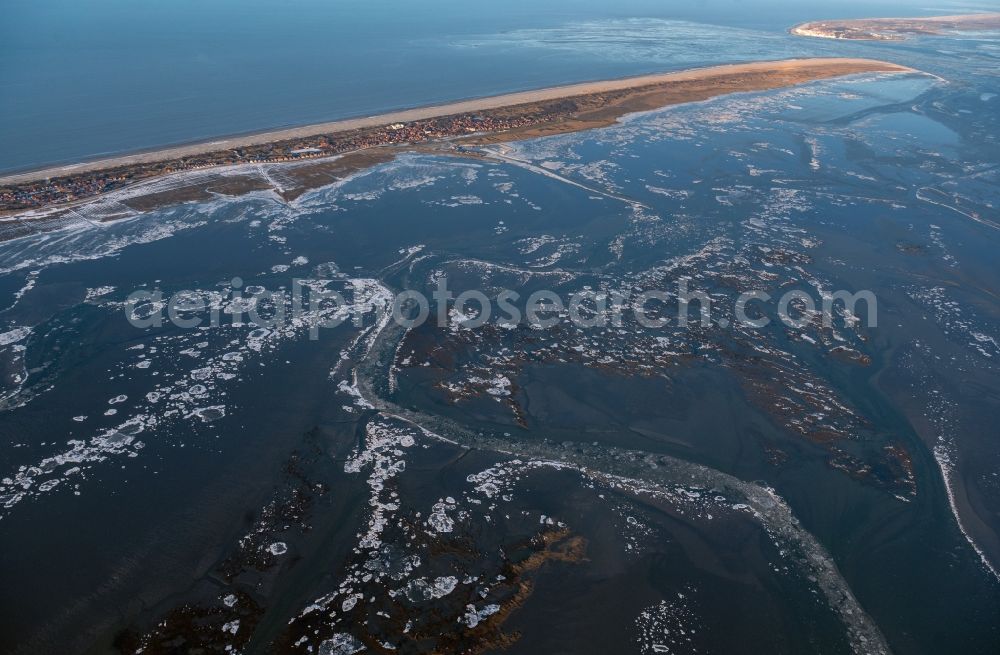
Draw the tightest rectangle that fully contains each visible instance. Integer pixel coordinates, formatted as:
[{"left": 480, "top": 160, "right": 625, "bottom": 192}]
[{"left": 0, "top": 58, "right": 913, "bottom": 188}]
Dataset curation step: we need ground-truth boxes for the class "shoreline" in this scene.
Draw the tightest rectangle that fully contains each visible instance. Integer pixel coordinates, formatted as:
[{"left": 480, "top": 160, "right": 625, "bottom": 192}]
[{"left": 0, "top": 58, "right": 914, "bottom": 215}]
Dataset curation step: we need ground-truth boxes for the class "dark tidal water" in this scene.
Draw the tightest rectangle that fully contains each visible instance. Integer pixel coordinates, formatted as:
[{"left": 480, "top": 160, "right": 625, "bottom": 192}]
[{"left": 2, "top": 3, "right": 1000, "bottom": 655}]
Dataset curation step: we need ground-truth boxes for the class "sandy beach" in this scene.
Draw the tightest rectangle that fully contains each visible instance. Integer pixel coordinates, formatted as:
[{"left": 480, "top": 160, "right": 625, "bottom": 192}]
[{"left": 0, "top": 58, "right": 911, "bottom": 189}]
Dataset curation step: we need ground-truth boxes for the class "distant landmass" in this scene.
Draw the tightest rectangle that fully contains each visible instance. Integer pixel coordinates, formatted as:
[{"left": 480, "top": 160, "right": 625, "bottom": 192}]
[{"left": 792, "top": 12, "right": 1000, "bottom": 41}]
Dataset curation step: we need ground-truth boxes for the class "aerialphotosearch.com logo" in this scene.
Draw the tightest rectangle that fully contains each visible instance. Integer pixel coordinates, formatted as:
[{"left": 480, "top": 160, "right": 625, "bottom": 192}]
[{"left": 124, "top": 276, "right": 878, "bottom": 338}]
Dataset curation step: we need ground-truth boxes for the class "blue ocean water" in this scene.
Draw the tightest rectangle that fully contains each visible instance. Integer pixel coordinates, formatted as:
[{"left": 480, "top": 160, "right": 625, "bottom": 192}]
[{"left": 0, "top": 0, "right": 986, "bottom": 173}]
